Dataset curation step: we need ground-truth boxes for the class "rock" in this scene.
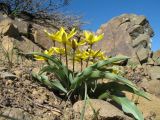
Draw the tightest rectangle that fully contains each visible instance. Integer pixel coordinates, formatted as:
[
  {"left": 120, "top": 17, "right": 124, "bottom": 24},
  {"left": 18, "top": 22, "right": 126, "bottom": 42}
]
[
  {"left": 14, "top": 70, "right": 23, "bottom": 78},
  {"left": 0, "top": 18, "right": 20, "bottom": 39},
  {"left": 1, "top": 36, "right": 18, "bottom": 64},
  {"left": 73, "top": 99, "right": 133, "bottom": 120},
  {"left": 32, "top": 67, "right": 41, "bottom": 74},
  {"left": 0, "top": 15, "right": 57, "bottom": 50},
  {"left": 136, "top": 47, "right": 149, "bottom": 63},
  {"left": 139, "top": 79, "right": 160, "bottom": 98},
  {"left": 1, "top": 36, "right": 14, "bottom": 53},
  {"left": 152, "top": 50, "right": 160, "bottom": 65},
  {"left": 0, "top": 107, "right": 32, "bottom": 120},
  {"left": 95, "top": 14, "right": 153, "bottom": 64},
  {"left": 13, "top": 18, "right": 29, "bottom": 35},
  {"left": 146, "top": 66, "right": 160, "bottom": 80},
  {"left": 132, "top": 34, "right": 150, "bottom": 48},
  {"left": 0, "top": 67, "right": 7, "bottom": 71},
  {"left": 126, "top": 92, "right": 160, "bottom": 120},
  {"left": 133, "top": 15, "right": 146, "bottom": 25},
  {"left": 0, "top": 72, "right": 17, "bottom": 79},
  {"left": 147, "top": 58, "right": 154, "bottom": 65},
  {"left": 14, "top": 36, "right": 42, "bottom": 53},
  {"left": 30, "top": 24, "right": 55, "bottom": 49}
]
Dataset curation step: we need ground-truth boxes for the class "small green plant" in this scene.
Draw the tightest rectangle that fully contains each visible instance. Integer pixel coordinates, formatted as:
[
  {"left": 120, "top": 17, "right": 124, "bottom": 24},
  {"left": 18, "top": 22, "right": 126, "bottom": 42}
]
[{"left": 31, "top": 27, "right": 149, "bottom": 120}]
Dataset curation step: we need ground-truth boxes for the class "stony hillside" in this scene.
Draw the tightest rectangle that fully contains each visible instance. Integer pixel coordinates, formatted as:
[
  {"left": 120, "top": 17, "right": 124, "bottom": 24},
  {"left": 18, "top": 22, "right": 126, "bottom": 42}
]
[{"left": 0, "top": 13, "right": 160, "bottom": 120}]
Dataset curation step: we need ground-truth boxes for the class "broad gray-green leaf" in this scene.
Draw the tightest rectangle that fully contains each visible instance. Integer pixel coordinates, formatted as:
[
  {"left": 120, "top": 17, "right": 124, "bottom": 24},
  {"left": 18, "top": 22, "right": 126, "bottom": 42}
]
[
  {"left": 111, "top": 95, "right": 144, "bottom": 120},
  {"left": 32, "top": 73, "right": 67, "bottom": 93},
  {"left": 96, "top": 82, "right": 149, "bottom": 100},
  {"left": 39, "top": 65, "right": 68, "bottom": 89},
  {"left": 88, "top": 71, "right": 149, "bottom": 100},
  {"left": 39, "top": 65, "right": 57, "bottom": 74},
  {"left": 50, "top": 80, "right": 68, "bottom": 93},
  {"left": 71, "top": 56, "right": 129, "bottom": 89},
  {"left": 90, "top": 55, "right": 129, "bottom": 69},
  {"left": 32, "top": 73, "right": 52, "bottom": 87},
  {"left": 30, "top": 52, "right": 62, "bottom": 66},
  {"left": 69, "top": 73, "right": 74, "bottom": 84},
  {"left": 71, "top": 67, "right": 94, "bottom": 89}
]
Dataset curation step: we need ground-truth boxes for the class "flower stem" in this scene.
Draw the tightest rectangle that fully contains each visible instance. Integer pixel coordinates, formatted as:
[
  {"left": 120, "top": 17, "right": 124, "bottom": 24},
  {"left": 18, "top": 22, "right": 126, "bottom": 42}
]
[
  {"left": 64, "top": 43, "right": 68, "bottom": 69},
  {"left": 53, "top": 41, "right": 55, "bottom": 47},
  {"left": 86, "top": 45, "right": 92, "bottom": 67},
  {"left": 60, "top": 54, "right": 62, "bottom": 61},
  {"left": 81, "top": 59, "right": 83, "bottom": 72},
  {"left": 73, "top": 50, "right": 75, "bottom": 77}
]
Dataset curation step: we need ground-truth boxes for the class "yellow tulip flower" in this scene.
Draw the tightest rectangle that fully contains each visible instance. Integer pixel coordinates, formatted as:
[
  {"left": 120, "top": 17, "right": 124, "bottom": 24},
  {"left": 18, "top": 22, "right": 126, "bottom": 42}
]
[
  {"left": 84, "top": 31, "right": 104, "bottom": 45},
  {"left": 45, "top": 27, "right": 77, "bottom": 44},
  {"left": 44, "top": 27, "right": 64, "bottom": 43},
  {"left": 88, "top": 49, "right": 107, "bottom": 61},
  {"left": 75, "top": 50, "right": 89, "bottom": 62},
  {"left": 62, "top": 28, "right": 77, "bottom": 45},
  {"left": 34, "top": 47, "right": 54, "bottom": 61},
  {"left": 96, "top": 51, "right": 107, "bottom": 60},
  {"left": 70, "top": 39, "right": 86, "bottom": 50},
  {"left": 53, "top": 47, "right": 65, "bottom": 55},
  {"left": 67, "top": 28, "right": 77, "bottom": 40}
]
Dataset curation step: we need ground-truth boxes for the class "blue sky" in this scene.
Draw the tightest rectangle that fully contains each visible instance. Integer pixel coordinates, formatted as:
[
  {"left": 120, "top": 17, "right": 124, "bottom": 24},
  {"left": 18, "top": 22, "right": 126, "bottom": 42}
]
[{"left": 62, "top": 0, "right": 160, "bottom": 51}]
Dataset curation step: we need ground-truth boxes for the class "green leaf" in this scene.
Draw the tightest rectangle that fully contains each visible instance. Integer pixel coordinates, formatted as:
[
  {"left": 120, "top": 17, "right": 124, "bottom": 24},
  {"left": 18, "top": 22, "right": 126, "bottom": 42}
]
[
  {"left": 32, "top": 73, "right": 52, "bottom": 87},
  {"left": 39, "top": 65, "right": 69, "bottom": 88},
  {"left": 32, "top": 72, "right": 67, "bottom": 93},
  {"left": 69, "top": 73, "right": 74, "bottom": 84},
  {"left": 50, "top": 80, "right": 68, "bottom": 93},
  {"left": 80, "top": 82, "right": 88, "bottom": 120},
  {"left": 61, "top": 62, "right": 69, "bottom": 77},
  {"left": 39, "top": 65, "right": 57, "bottom": 74},
  {"left": 71, "top": 67, "right": 94, "bottom": 89},
  {"left": 71, "top": 56, "right": 129, "bottom": 89},
  {"left": 111, "top": 95, "right": 144, "bottom": 120},
  {"left": 88, "top": 71, "right": 149, "bottom": 100},
  {"left": 30, "top": 52, "right": 62, "bottom": 67},
  {"left": 90, "top": 55, "right": 129, "bottom": 69},
  {"left": 98, "top": 92, "right": 110, "bottom": 100}
]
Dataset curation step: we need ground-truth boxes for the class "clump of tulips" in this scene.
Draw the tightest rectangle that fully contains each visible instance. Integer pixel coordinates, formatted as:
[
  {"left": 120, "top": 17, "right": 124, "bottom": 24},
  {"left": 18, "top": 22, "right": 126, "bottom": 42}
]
[{"left": 31, "top": 27, "right": 149, "bottom": 120}]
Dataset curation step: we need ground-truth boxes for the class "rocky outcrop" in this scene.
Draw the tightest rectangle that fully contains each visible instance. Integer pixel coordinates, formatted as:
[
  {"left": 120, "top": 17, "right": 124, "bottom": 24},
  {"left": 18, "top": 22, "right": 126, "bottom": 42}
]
[
  {"left": 95, "top": 14, "right": 160, "bottom": 90},
  {"left": 0, "top": 14, "right": 55, "bottom": 51},
  {"left": 95, "top": 14, "right": 154, "bottom": 64}
]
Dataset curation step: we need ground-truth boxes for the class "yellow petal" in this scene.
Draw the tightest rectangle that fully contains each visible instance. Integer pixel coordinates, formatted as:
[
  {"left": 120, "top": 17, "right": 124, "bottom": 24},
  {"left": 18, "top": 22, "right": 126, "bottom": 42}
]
[
  {"left": 34, "top": 55, "right": 45, "bottom": 61},
  {"left": 84, "top": 31, "right": 90, "bottom": 39},
  {"left": 68, "top": 28, "right": 77, "bottom": 39},
  {"left": 94, "top": 33, "right": 104, "bottom": 42}
]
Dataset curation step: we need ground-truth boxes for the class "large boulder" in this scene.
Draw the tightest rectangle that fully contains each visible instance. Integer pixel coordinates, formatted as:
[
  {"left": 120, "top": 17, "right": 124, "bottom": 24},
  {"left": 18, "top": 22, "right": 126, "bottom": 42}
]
[
  {"left": 73, "top": 99, "right": 133, "bottom": 120},
  {"left": 95, "top": 14, "right": 154, "bottom": 64}
]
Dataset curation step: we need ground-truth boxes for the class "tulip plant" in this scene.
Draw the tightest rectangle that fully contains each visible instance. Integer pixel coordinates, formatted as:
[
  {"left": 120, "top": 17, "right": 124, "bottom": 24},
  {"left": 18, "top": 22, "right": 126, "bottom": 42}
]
[{"left": 31, "top": 27, "right": 149, "bottom": 120}]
